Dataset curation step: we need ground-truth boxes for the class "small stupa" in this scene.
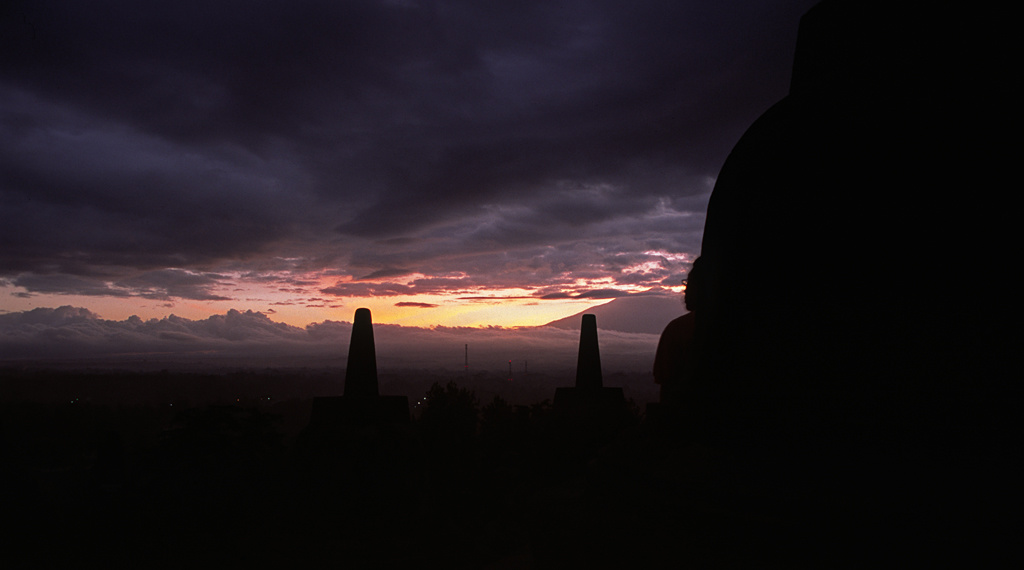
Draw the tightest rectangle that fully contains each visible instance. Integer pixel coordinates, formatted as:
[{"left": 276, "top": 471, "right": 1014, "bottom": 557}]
[
  {"left": 309, "top": 308, "right": 409, "bottom": 427},
  {"left": 553, "top": 314, "right": 626, "bottom": 418}
]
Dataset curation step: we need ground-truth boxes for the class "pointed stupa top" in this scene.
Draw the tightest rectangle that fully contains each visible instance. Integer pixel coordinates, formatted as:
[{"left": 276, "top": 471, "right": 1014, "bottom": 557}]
[
  {"left": 343, "top": 308, "right": 379, "bottom": 397},
  {"left": 575, "top": 314, "right": 603, "bottom": 389}
]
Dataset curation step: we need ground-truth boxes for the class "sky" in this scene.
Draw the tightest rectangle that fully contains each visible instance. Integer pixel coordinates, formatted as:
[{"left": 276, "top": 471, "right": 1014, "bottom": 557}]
[{"left": 1, "top": 0, "right": 818, "bottom": 340}]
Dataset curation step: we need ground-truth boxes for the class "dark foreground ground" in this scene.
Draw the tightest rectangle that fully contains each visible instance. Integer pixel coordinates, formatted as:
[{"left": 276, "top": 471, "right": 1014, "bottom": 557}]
[{"left": 1, "top": 368, "right": 1012, "bottom": 568}]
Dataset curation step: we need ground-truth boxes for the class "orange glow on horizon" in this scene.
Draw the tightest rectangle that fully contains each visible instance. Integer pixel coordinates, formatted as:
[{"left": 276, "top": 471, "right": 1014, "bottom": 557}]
[{"left": 2, "top": 271, "right": 645, "bottom": 329}]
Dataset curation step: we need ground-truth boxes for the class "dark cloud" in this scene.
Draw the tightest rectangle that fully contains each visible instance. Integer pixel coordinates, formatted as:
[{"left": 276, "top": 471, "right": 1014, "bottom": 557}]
[
  {"left": 0, "top": 305, "right": 102, "bottom": 326},
  {"left": 458, "top": 296, "right": 535, "bottom": 302},
  {"left": 538, "top": 288, "right": 638, "bottom": 300},
  {"left": 358, "top": 268, "right": 415, "bottom": 280},
  {"left": 13, "top": 273, "right": 132, "bottom": 297},
  {"left": 571, "top": 289, "right": 632, "bottom": 299},
  {"left": 395, "top": 301, "right": 438, "bottom": 308},
  {"left": 9, "top": 268, "right": 233, "bottom": 301},
  {"left": 538, "top": 292, "right": 572, "bottom": 300},
  {"left": 320, "top": 281, "right": 414, "bottom": 297},
  {"left": 660, "top": 272, "right": 689, "bottom": 287},
  {"left": 120, "top": 269, "right": 233, "bottom": 301},
  {"left": 0, "top": 0, "right": 818, "bottom": 304}
]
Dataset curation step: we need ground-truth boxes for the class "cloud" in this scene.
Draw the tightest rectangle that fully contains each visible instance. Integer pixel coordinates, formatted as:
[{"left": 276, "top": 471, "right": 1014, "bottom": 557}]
[
  {"left": 395, "top": 302, "right": 438, "bottom": 308},
  {"left": 538, "top": 292, "right": 572, "bottom": 300},
  {"left": 12, "top": 274, "right": 133, "bottom": 297},
  {"left": 320, "top": 281, "right": 415, "bottom": 298},
  {"left": 0, "top": 306, "right": 659, "bottom": 373},
  {"left": 120, "top": 269, "right": 234, "bottom": 301},
  {"left": 0, "top": 305, "right": 103, "bottom": 326},
  {"left": 9, "top": 269, "right": 233, "bottom": 301},
  {"left": 358, "top": 268, "right": 415, "bottom": 281},
  {"left": 572, "top": 289, "right": 632, "bottom": 299},
  {"left": 0, "top": 0, "right": 817, "bottom": 307},
  {"left": 539, "top": 288, "right": 633, "bottom": 300},
  {"left": 0, "top": 306, "right": 323, "bottom": 362}
]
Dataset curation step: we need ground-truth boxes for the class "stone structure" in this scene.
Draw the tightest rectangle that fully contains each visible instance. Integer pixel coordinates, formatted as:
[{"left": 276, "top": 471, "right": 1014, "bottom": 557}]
[
  {"left": 676, "top": 0, "right": 1017, "bottom": 562},
  {"left": 309, "top": 308, "right": 409, "bottom": 427},
  {"left": 553, "top": 314, "right": 626, "bottom": 422}
]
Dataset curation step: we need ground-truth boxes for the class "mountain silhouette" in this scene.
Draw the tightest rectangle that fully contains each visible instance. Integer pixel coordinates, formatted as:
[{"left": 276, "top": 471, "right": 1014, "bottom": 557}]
[{"left": 543, "top": 295, "right": 685, "bottom": 334}]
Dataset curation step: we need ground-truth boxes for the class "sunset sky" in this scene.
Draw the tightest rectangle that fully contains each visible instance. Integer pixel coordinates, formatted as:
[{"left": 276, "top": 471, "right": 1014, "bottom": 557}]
[{"left": 1, "top": 0, "right": 817, "bottom": 330}]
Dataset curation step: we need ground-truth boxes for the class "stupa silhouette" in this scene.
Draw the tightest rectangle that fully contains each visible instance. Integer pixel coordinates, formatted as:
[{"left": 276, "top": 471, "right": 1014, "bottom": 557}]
[
  {"left": 296, "top": 308, "right": 418, "bottom": 539},
  {"left": 309, "top": 308, "right": 409, "bottom": 427},
  {"left": 553, "top": 314, "right": 626, "bottom": 421},
  {"left": 672, "top": 0, "right": 1017, "bottom": 562}
]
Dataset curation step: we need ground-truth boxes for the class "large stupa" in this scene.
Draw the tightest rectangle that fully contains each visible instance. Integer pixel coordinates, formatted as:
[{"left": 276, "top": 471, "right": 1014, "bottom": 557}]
[{"left": 677, "top": 0, "right": 1017, "bottom": 562}]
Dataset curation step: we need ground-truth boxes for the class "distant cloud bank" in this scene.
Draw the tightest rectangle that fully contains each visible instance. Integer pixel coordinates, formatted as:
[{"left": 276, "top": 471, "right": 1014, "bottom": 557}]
[{"left": 0, "top": 306, "right": 658, "bottom": 374}]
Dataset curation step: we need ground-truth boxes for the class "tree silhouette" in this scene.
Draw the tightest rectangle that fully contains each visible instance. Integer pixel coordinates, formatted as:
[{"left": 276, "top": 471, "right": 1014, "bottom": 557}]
[{"left": 418, "top": 381, "right": 479, "bottom": 452}]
